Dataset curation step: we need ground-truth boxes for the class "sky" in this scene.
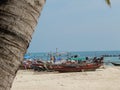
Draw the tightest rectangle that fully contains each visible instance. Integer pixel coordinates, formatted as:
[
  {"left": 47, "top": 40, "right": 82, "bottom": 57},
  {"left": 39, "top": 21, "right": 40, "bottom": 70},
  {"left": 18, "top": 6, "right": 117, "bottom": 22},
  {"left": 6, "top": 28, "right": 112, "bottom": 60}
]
[{"left": 27, "top": 0, "right": 120, "bottom": 53}]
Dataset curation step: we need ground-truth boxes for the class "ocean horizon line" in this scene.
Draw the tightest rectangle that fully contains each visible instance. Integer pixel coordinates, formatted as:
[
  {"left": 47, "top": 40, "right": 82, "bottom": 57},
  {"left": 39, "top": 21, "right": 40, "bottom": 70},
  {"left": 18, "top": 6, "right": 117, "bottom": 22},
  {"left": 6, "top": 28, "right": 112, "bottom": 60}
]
[{"left": 27, "top": 50, "right": 120, "bottom": 54}]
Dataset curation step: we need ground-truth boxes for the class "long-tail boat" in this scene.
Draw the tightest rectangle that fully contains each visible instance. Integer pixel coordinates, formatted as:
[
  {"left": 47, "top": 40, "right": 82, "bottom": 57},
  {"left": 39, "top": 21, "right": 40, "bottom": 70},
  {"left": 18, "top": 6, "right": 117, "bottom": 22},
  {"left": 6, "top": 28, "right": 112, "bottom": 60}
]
[
  {"left": 48, "top": 57, "right": 103, "bottom": 72},
  {"left": 111, "top": 62, "right": 120, "bottom": 66}
]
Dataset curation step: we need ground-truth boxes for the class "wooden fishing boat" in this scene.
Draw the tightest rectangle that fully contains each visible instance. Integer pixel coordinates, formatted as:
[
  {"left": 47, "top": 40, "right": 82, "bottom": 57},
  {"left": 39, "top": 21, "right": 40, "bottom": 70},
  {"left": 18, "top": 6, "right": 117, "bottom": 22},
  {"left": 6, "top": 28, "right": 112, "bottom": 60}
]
[
  {"left": 48, "top": 63, "right": 102, "bottom": 72},
  {"left": 111, "top": 62, "right": 120, "bottom": 66},
  {"left": 48, "top": 57, "right": 104, "bottom": 72},
  {"left": 31, "top": 60, "right": 48, "bottom": 71},
  {"left": 19, "top": 60, "right": 32, "bottom": 69}
]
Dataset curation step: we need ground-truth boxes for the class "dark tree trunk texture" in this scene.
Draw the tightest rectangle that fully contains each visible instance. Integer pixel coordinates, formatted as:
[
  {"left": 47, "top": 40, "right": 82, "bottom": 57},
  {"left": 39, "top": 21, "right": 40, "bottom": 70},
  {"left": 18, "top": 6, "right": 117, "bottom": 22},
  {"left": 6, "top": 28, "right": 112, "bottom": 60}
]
[{"left": 0, "top": 0, "right": 46, "bottom": 90}]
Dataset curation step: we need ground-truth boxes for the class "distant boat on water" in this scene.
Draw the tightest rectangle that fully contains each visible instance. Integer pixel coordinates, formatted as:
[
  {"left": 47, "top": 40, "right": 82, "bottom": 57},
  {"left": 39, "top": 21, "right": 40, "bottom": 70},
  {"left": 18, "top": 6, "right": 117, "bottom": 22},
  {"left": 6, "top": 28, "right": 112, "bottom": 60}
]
[
  {"left": 102, "top": 54, "right": 120, "bottom": 57},
  {"left": 111, "top": 62, "right": 120, "bottom": 66}
]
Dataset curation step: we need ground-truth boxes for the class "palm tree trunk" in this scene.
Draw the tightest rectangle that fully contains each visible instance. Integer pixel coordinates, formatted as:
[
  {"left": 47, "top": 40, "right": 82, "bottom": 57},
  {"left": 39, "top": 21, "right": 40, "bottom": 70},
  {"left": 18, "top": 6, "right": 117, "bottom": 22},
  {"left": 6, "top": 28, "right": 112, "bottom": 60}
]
[{"left": 0, "top": 0, "right": 46, "bottom": 90}]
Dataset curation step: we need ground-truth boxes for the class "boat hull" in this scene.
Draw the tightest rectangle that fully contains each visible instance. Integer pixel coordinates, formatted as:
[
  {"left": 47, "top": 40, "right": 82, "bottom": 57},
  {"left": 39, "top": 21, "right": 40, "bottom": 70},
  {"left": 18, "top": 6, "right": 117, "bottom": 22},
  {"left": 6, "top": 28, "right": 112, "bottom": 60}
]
[
  {"left": 49, "top": 63, "right": 102, "bottom": 72},
  {"left": 111, "top": 62, "right": 120, "bottom": 66}
]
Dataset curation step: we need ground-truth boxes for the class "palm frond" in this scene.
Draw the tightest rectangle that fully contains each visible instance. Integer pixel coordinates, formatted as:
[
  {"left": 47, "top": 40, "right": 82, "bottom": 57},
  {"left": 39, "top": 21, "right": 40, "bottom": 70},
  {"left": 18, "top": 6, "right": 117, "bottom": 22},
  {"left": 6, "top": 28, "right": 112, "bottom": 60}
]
[{"left": 105, "top": 0, "right": 111, "bottom": 7}]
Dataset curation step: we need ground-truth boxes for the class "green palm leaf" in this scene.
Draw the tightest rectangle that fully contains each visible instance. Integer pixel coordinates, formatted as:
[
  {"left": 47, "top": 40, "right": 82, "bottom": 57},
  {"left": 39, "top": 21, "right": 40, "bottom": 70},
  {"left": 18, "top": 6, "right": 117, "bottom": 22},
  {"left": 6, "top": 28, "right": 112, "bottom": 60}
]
[{"left": 105, "top": 0, "right": 111, "bottom": 7}]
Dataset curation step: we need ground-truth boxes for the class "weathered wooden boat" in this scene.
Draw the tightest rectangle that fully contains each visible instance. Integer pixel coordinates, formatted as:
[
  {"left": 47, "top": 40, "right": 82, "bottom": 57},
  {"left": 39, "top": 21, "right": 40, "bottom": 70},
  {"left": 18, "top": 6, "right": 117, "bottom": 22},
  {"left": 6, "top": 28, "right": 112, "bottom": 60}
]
[
  {"left": 111, "top": 62, "right": 120, "bottom": 66},
  {"left": 48, "top": 62, "right": 102, "bottom": 72},
  {"left": 19, "top": 60, "right": 32, "bottom": 69},
  {"left": 47, "top": 57, "right": 104, "bottom": 72},
  {"left": 31, "top": 60, "right": 48, "bottom": 71}
]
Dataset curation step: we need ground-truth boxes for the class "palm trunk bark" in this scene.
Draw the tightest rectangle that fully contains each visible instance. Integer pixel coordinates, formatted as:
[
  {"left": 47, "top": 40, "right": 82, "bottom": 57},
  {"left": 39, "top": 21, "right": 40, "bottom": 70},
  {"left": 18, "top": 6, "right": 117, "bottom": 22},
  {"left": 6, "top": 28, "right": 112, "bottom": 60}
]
[{"left": 0, "top": 0, "right": 46, "bottom": 90}]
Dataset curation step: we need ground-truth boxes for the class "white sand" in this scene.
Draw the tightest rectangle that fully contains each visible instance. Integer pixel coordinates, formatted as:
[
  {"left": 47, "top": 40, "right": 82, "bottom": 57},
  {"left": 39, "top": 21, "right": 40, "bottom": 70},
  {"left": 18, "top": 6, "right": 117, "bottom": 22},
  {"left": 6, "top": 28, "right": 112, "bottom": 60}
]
[{"left": 11, "top": 66, "right": 120, "bottom": 90}]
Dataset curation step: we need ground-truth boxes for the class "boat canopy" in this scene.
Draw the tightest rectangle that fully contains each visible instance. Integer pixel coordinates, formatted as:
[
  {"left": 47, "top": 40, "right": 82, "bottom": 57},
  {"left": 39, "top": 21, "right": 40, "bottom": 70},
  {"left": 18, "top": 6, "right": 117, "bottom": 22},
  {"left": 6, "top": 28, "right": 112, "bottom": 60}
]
[{"left": 69, "top": 57, "right": 86, "bottom": 61}]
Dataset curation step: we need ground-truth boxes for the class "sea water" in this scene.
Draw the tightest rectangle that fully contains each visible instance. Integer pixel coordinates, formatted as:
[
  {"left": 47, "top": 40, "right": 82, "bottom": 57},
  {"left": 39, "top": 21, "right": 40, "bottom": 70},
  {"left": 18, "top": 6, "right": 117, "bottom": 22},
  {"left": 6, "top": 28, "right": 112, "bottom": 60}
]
[{"left": 24, "top": 51, "right": 120, "bottom": 64}]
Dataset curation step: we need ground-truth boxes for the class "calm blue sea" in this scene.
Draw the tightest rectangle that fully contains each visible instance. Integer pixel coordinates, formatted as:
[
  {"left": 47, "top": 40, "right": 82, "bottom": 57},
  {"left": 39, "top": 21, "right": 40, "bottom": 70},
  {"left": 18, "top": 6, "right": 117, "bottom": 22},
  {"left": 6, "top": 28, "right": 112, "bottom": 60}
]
[{"left": 25, "top": 51, "right": 120, "bottom": 64}]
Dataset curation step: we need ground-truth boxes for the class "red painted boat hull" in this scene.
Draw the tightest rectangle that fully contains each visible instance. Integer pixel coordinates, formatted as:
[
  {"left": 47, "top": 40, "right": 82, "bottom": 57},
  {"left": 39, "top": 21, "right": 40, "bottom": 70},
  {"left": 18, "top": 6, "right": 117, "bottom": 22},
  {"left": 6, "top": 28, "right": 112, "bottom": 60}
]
[{"left": 49, "top": 63, "right": 102, "bottom": 72}]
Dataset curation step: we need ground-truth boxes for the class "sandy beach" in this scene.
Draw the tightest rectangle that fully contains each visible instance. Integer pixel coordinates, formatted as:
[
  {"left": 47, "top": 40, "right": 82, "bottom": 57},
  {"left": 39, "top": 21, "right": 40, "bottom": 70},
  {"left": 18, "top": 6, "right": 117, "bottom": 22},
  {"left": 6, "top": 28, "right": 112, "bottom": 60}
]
[{"left": 11, "top": 66, "right": 120, "bottom": 90}]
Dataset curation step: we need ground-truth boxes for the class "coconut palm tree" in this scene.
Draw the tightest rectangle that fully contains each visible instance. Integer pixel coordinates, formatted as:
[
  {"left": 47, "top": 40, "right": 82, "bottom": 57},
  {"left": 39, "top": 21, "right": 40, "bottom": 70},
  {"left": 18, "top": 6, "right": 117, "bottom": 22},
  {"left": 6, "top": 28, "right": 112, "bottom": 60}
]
[
  {"left": 0, "top": 0, "right": 111, "bottom": 90},
  {"left": 0, "top": 0, "right": 46, "bottom": 90}
]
